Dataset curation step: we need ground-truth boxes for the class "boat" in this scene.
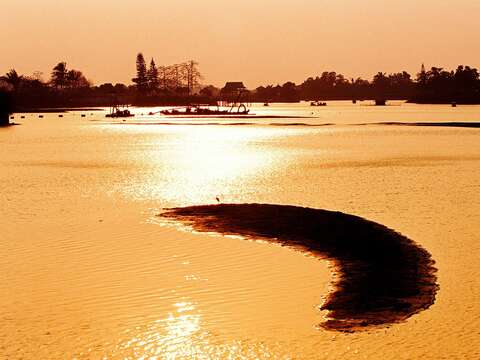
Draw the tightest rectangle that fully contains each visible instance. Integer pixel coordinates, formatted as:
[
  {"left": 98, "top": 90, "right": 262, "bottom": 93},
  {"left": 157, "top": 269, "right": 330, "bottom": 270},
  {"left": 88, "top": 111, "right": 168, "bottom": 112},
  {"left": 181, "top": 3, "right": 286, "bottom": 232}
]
[
  {"left": 310, "top": 101, "right": 327, "bottom": 106},
  {"left": 105, "top": 104, "right": 134, "bottom": 118},
  {"left": 158, "top": 85, "right": 252, "bottom": 117},
  {"left": 160, "top": 103, "right": 250, "bottom": 116}
]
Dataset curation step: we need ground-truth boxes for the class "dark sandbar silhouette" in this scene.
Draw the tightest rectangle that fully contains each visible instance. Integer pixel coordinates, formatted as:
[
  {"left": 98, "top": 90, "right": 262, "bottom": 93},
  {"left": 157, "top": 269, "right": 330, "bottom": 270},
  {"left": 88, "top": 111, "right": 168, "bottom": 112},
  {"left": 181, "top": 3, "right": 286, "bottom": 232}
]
[
  {"left": 108, "top": 121, "right": 480, "bottom": 128},
  {"left": 160, "top": 203, "right": 438, "bottom": 332},
  {"left": 368, "top": 121, "right": 480, "bottom": 128}
]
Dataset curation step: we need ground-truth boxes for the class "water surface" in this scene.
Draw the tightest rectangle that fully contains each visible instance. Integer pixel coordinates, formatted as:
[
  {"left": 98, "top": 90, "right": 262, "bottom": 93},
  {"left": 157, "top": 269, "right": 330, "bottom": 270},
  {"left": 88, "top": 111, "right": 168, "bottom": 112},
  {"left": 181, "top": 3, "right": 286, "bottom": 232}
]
[{"left": 1, "top": 102, "right": 480, "bottom": 358}]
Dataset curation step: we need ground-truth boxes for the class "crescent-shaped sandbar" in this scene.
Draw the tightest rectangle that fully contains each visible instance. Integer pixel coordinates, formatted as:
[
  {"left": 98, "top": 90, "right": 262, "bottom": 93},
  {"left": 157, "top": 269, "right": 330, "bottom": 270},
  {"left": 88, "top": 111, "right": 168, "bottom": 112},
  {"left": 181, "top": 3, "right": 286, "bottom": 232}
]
[{"left": 160, "top": 203, "right": 438, "bottom": 332}]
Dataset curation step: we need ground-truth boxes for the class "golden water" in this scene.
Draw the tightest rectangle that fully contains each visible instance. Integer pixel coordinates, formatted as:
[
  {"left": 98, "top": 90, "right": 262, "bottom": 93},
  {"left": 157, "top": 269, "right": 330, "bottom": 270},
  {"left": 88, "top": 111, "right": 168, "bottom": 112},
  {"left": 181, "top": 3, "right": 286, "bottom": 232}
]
[{"left": 1, "top": 102, "right": 480, "bottom": 359}]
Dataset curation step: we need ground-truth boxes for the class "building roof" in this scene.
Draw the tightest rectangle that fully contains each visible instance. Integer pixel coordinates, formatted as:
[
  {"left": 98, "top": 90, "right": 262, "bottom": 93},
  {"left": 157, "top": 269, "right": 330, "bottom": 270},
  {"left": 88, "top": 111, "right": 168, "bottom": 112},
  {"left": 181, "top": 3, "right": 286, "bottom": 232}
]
[{"left": 221, "top": 82, "right": 246, "bottom": 91}]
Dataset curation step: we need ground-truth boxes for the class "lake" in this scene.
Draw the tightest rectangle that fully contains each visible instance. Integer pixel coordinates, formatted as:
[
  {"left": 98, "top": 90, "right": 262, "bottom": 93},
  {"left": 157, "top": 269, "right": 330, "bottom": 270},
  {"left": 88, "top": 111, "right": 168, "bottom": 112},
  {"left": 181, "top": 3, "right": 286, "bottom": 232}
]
[{"left": 1, "top": 101, "right": 479, "bottom": 359}]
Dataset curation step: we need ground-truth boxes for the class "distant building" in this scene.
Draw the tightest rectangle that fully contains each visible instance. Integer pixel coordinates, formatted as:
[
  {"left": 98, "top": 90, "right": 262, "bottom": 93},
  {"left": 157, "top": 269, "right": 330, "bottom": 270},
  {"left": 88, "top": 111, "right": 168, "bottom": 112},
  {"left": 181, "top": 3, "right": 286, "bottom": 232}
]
[
  {"left": 219, "top": 82, "right": 247, "bottom": 105},
  {"left": 220, "top": 82, "right": 246, "bottom": 97},
  {"left": 222, "top": 82, "right": 246, "bottom": 91}
]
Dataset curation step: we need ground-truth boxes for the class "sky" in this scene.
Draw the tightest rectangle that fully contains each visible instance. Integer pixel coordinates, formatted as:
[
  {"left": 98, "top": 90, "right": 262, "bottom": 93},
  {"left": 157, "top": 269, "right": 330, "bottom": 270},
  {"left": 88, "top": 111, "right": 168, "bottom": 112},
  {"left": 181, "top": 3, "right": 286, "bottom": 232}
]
[{"left": 2, "top": 0, "right": 480, "bottom": 87}]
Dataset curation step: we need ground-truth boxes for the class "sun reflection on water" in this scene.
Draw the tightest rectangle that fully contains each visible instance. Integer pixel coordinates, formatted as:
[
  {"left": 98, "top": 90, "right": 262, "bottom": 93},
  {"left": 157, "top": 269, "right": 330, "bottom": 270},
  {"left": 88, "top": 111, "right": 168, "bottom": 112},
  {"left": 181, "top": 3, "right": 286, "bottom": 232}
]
[
  {"left": 111, "top": 299, "right": 280, "bottom": 359},
  {"left": 120, "top": 126, "right": 287, "bottom": 205},
  {"left": 113, "top": 300, "right": 207, "bottom": 359}
]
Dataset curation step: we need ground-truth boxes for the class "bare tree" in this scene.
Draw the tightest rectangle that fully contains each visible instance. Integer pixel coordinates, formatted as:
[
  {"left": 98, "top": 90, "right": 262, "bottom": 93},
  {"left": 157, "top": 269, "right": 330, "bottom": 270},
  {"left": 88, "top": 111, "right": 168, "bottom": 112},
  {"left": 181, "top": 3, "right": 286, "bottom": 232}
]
[
  {"left": 141, "top": 57, "right": 203, "bottom": 93},
  {"left": 184, "top": 60, "right": 202, "bottom": 95}
]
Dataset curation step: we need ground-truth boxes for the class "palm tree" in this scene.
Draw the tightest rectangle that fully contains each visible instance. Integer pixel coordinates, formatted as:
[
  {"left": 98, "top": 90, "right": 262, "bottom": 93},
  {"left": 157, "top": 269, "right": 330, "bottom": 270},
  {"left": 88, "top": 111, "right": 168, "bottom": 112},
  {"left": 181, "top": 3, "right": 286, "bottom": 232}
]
[
  {"left": 51, "top": 62, "right": 68, "bottom": 88},
  {"left": 0, "top": 69, "right": 23, "bottom": 90}
]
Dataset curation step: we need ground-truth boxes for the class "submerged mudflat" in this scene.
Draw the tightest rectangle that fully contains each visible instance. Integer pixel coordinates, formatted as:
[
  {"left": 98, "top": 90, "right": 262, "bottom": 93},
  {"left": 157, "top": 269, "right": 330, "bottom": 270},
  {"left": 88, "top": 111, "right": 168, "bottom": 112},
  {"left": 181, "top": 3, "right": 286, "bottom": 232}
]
[{"left": 161, "top": 203, "right": 438, "bottom": 331}]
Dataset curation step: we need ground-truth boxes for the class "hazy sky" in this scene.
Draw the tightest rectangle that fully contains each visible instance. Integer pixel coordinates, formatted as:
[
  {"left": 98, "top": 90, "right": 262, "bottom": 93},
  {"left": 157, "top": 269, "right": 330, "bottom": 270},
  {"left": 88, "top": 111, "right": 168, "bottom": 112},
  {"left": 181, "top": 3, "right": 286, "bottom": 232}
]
[{"left": 2, "top": 0, "right": 480, "bottom": 87}]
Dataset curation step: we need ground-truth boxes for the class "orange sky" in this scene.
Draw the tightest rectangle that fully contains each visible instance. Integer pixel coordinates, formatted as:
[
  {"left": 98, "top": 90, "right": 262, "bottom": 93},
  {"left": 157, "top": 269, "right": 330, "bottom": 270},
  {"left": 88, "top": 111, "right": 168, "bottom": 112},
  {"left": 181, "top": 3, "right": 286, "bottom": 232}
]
[{"left": 2, "top": 0, "right": 480, "bottom": 87}]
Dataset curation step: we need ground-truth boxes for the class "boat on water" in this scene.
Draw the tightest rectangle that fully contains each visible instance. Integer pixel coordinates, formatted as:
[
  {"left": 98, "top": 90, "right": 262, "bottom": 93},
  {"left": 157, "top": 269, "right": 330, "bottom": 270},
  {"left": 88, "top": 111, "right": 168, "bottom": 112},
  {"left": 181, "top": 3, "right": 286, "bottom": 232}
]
[
  {"left": 160, "top": 103, "right": 250, "bottom": 116},
  {"left": 105, "top": 104, "right": 134, "bottom": 118},
  {"left": 311, "top": 101, "right": 327, "bottom": 107},
  {"left": 149, "top": 84, "right": 252, "bottom": 117}
]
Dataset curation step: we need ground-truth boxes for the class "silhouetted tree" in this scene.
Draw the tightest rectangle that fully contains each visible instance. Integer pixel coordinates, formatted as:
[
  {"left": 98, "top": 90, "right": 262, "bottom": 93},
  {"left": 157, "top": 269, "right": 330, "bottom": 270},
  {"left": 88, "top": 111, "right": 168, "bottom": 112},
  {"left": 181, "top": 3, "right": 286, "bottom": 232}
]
[
  {"left": 349, "top": 77, "right": 371, "bottom": 99},
  {"left": 184, "top": 60, "right": 202, "bottom": 95},
  {"left": 114, "top": 83, "right": 128, "bottom": 93},
  {"left": 453, "top": 65, "right": 480, "bottom": 98},
  {"left": 147, "top": 58, "right": 159, "bottom": 91},
  {"left": 132, "top": 53, "right": 148, "bottom": 93},
  {"left": 51, "top": 62, "right": 68, "bottom": 88},
  {"left": 31, "top": 71, "right": 44, "bottom": 82},
  {"left": 199, "top": 85, "right": 220, "bottom": 97},
  {"left": 417, "top": 63, "right": 427, "bottom": 87},
  {"left": 0, "top": 69, "right": 23, "bottom": 91},
  {"left": 279, "top": 81, "right": 299, "bottom": 101},
  {"left": 387, "top": 71, "right": 413, "bottom": 98},
  {"left": 66, "top": 69, "right": 90, "bottom": 88},
  {"left": 372, "top": 72, "right": 389, "bottom": 90},
  {"left": 158, "top": 65, "right": 170, "bottom": 90},
  {"left": 171, "top": 64, "right": 182, "bottom": 90},
  {"left": 255, "top": 85, "right": 277, "bottom": 102},
  {"left": 98, "top": 83, "right": 115, "bottom": 93}
]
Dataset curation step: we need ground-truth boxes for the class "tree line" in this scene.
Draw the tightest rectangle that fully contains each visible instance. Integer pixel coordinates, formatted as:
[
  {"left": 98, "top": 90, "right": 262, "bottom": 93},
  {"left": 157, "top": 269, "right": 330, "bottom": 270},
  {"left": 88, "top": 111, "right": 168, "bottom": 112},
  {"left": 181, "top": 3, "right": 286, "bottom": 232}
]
[
  {"left": 253, "top": 65, "right": 480, "bottom": 103},
  {"left": 2, "top": 60, "right": 480, "bottom": 110},
  {"left": 0, "top": 55, "right": 206, "bottom": 109}
]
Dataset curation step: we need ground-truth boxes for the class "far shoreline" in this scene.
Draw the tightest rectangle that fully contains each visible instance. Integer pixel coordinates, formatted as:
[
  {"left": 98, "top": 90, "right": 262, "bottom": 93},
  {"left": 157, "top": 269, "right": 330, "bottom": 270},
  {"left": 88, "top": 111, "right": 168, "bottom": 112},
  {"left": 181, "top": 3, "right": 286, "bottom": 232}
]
[{"left": 11, "top": 99, "right": 480, "bottom": 113}]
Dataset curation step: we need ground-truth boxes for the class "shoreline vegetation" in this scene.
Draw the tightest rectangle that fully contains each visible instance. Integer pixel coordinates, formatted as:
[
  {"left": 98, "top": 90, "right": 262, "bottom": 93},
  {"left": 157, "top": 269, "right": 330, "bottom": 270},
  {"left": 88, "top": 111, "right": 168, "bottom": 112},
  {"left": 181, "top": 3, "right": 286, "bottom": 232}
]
[
  {"left": 2, "top": 54, "right": 480, "bottom": 111},
  {"left": 160, "top": 204, "right": 439, "bottom": 332}
]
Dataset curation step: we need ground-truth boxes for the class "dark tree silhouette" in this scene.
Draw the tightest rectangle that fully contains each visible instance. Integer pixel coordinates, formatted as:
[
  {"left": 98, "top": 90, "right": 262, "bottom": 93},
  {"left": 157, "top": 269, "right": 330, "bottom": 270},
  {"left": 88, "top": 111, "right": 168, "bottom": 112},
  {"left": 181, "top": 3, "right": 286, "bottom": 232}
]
[
  {"left": 372, "top": 72, "right": 389, "bottom": 93},
  {"left": 0, "top": 69, "right": 23, "bottom": 91},
  {"left": 132, "top": 53, "right": 148, "bottom": 93},
  {"left": 147, "top": 58, "right": 159, "bottom": 91},
  {"left": 50, "top": 63, "right": 89, "bottom": 89},
  {"left": 66, "top": 70, "right": 90, "bottom": 88},
  {"left": 199, "top": 85, "right": 220, "bottom": 97},
  {"left": 453, "top": 65, "right": 480, "bottom": 99},
  {"left": 184, "top": 60, "right": 202, "bottom": 95},
  {"left": 417, "top": 63, "right": 427, "bottom": 88},
  {"left": 4, "top": 61, "right": 480, "bottom": 109},
  {"left": 278, "top": 81, "right": 299, "bottom": 102},
  {"left": 51, "top": 62, "right": 68, "bottom": 89}
]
